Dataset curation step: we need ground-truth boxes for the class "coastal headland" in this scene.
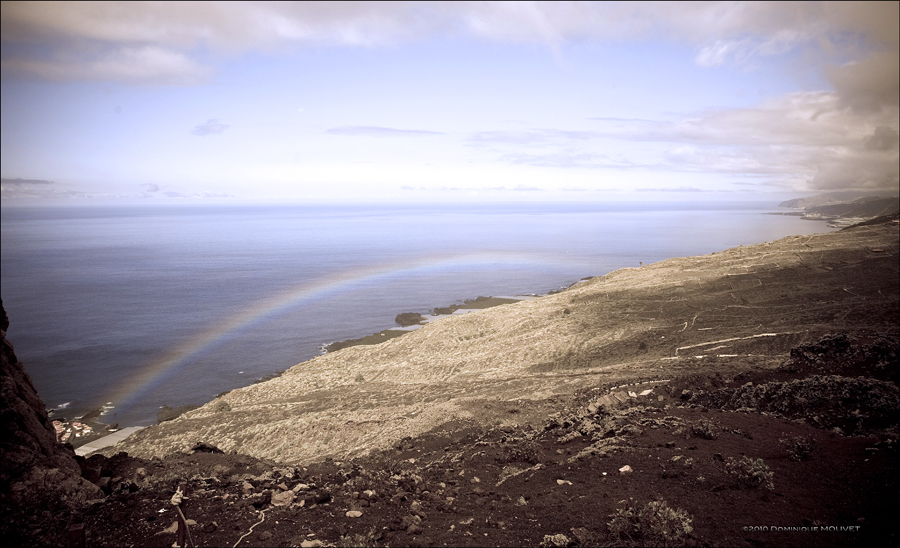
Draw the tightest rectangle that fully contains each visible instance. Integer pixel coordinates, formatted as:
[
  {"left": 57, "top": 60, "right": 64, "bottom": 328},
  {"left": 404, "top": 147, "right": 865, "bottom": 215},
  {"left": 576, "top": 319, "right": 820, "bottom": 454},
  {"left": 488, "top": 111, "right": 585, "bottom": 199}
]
[{"left": 2, "top": 216, "right": 897, "bottom": 547}]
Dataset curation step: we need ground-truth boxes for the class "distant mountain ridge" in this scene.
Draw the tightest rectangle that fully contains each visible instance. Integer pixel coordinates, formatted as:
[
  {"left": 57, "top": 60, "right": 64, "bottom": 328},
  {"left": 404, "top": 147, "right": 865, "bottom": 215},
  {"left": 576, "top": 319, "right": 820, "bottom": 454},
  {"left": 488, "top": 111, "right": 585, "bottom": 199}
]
[
  {"left": 778, "top": 191, "right": 893, "bottom": 209},
  {"left": 803, "top": 196, "right": 899, "bottom": 219},
  {"left": 779, "top": 191, "right": 899, "bottom": 226}
]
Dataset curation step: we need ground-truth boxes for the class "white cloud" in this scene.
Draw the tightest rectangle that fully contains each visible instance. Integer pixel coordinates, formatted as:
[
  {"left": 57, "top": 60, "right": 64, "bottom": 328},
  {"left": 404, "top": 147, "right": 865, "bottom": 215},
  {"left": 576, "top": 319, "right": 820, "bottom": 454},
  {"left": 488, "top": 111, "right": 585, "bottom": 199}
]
[
  {"left": 476, "top": 90, "right": 898, "bottom": 191},
  {"left": 629, "top": 92, "right": 900, "bottom": 191},
  {"left": 3, "top": 1, "right": 896, "bottom": 87},
  {"left": 191, "top": 119, "right": 229, "bottom": 136},
  {"left": 1, "top": 43, "right": 210, "bottom": 85},
  {"left": 326, "top": 126, "right": 444, "bottom": 137},
  {"left": 636, "top": 186, "right": 708, "bottom": 193}
]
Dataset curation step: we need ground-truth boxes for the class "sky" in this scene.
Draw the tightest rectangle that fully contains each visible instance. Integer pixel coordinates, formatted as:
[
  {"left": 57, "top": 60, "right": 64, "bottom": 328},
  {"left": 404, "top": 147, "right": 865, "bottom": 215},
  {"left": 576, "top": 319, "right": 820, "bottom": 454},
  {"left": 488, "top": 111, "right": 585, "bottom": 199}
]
[{"left": 1, "top": 1, "right": 898, "bottom": 205}]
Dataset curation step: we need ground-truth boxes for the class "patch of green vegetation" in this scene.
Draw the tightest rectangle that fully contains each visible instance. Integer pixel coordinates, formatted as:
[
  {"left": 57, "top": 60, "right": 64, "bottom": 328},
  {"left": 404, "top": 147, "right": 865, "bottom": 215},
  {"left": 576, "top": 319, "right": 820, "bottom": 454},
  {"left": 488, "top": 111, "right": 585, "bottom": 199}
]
[
  {"left": 211, "top": 400, "right": 231, "bottom": 413},
  {"left": 779, "top": 435, "right": 816, "bottom": 461},
  {"left": 338, "top": 529, "right": 377, "bottom": 547},
  {"left": 607, "top": 497, "right": 694, "bottom": 546},
  {"left": 690, "top": 418, "right": 721, "bottom": 440},
  {"left": 497, "top": 438, "right": 540, "bottom": 464},
  {"left": 724, "top": 456, "right": 774, "bottom": 490}
]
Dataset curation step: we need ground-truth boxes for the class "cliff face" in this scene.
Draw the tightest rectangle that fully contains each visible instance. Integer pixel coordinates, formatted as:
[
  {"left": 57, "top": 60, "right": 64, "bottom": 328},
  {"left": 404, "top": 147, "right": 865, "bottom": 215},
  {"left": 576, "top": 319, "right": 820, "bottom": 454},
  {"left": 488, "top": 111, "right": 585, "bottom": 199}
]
[
  {"left": 109, "top": 220, "right": 900, "bottom": 465},
  {"left": 0, "top": 300, "right": 64, "bottom": 478},
  {"left": 0, "top": 300, "right": 102, "bottom": 540}
]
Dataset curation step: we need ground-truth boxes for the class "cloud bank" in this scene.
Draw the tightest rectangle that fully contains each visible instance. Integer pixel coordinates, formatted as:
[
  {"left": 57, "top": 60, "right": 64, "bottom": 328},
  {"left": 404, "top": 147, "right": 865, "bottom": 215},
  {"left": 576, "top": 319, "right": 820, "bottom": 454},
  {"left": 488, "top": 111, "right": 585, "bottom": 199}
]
[
  {"left": 2, "top": 2, "right": 897, "bottom": 196},
  {"left": 191, "top": 119, "right": 229, "bottom": 136}
]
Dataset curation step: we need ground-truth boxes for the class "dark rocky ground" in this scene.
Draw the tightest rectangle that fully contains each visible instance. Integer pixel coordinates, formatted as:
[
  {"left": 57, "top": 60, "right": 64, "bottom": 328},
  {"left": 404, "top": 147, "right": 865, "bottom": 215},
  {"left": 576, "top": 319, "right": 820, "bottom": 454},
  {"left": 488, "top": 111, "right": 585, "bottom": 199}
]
[{"left": 3, "top": 331, "right": 897, "bottom": 548}]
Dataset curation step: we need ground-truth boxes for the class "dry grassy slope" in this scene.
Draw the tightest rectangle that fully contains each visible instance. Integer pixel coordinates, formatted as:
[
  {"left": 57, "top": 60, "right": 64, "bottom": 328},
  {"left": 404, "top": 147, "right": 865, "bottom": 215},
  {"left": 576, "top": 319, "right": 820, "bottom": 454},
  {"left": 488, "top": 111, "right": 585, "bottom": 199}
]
[{"left": 112, "top": 222, "right": 899, "bottom": 464}]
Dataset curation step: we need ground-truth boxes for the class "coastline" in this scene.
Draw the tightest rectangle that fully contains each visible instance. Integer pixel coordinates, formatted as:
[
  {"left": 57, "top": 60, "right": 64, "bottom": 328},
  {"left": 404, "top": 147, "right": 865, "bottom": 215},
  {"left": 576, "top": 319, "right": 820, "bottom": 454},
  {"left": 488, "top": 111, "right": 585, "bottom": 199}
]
[
  {"left": 71, "top": 294, "right": 553, "bottom": 448},
  {"left": 5, "top": 202, "right": 847, "bottom": 431},
  {"left": 103, "top": 215, "right": 900, "bottom": 465},
  {"left": 71, "top": 214, "right": 899, "bottom": 456},
  {"left": 321, "top": 295, "right": 535, "bottom": 353}
]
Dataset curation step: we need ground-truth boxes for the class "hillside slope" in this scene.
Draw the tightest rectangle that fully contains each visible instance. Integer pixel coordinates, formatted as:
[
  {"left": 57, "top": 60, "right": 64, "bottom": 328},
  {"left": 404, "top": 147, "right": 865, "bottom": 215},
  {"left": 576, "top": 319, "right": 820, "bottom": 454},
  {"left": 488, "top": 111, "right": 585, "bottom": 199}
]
[{"left": 109, "top": 221, "right": 899, "bottom": 465}]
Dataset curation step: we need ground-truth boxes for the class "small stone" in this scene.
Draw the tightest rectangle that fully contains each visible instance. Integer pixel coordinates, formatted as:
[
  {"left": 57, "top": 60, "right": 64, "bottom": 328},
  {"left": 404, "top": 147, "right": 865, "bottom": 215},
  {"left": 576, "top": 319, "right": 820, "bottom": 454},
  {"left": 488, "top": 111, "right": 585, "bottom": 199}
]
[
  {"left": 300, "top": 541, "right": 325, "bottom": 548},
  {"left": 271, "top": 490, "right": 295, "bottom": 507},
  {"left": 556, "top": 479, "right": 572, "bottom": 485},
  {"left": 346, "top": 510, "right": 363, "bottom": 518},
  {"left": 516, "top": 495, "right": 527, "bottom": 506},
  {"left": 410, "top": 501, "right": 427, "bottom": 518},
  {"left": 241, "top": 481, "right": 254, "bottom": 492},
  {"left": 470, "top": 477, "right": 480, "bottom": 484},
  {"left": 619, "top": 465, "right": 633, "bottom": 474}
]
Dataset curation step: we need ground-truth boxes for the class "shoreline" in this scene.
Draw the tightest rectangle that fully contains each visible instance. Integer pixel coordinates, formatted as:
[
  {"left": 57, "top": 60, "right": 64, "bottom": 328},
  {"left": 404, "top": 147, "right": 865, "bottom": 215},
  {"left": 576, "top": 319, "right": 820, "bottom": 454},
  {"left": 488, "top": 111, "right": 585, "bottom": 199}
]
[
  {"left": 73, "top": 292, "right": 567, "bottom": 446},
  {"left": 69, "top": 212, "right": 900, "bottom": 454},
  {"left": 320, "top": 294, "right": 551, "bottom": 353}
]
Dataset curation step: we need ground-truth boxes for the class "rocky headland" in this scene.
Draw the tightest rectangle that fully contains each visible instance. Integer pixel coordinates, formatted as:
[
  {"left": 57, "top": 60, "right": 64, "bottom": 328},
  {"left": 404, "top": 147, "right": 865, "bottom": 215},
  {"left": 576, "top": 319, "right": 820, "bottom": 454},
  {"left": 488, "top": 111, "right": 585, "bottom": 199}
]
[
  {"left": 777, "top": 192, "right": 899, "bottom": 228},
  {"left": 1, "top": 216, "right": 897, "bottom": 547}
]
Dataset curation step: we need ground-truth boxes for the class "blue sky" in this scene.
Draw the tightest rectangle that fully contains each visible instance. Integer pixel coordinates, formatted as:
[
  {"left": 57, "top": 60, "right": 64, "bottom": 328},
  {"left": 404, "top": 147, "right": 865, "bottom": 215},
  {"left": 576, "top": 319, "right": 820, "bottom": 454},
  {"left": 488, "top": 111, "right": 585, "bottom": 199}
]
[{"left": 1, "top": 1, "right": 898, "bottom": 204}]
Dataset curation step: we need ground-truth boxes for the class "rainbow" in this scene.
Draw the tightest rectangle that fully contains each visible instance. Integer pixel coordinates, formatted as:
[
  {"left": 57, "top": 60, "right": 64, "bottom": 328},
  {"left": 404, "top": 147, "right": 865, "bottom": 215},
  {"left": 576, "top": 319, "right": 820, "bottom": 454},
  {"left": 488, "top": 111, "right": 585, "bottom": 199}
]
[{"left": 101, "top": 251, "right": 547, "bottom": 417}]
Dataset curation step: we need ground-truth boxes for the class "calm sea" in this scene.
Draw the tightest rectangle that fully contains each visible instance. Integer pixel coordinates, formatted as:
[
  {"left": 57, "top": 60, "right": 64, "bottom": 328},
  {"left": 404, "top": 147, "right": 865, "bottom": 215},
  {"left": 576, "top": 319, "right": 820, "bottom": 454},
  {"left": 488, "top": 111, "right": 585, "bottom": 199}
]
[{"left": 0, "top": 202, "right": 834, "bottom": 426}]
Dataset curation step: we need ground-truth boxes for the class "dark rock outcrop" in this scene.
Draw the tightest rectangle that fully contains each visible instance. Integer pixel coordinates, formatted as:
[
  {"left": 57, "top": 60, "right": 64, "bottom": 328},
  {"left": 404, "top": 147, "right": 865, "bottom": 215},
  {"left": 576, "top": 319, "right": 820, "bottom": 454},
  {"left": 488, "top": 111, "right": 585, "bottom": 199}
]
[
  {"left": 0, "top": 299, "right": 62, "bottom": 480},
  {"left": 780, "top": 332, "right": 899, "bottom": 383},
  {"left": 1, "top": 300, "right": 103, "bottom": 545},
  {"left": 395, "top": 312, "right": 425, "bottom": 326},
  {"left": 157, "top": 403, "right": 201, "bottom": 423}
]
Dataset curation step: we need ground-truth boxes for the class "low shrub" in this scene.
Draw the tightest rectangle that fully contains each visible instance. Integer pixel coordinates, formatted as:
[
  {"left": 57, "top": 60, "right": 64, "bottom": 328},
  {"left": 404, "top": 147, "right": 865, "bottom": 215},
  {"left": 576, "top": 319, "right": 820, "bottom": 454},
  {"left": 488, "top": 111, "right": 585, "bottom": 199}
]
[
  {"left": 607, "top": 497, "right": 694, "bottom": 546},
  {"left": 724, "top": 456, "right": 774, "bottom": 490},
  {"left": 211, "top": 400, "right": 231, "bottom": 413},
  {"left": 497, "top": 439, "right": 540, "bottom": 464},
  {"left": 779, "top": 435, "right": 816, "bottom": 461},
  {"left": 338, "top": 529, "right": 377, "bottom": 547},
  {"left": 690, "top": 418, "right": 720, "bottom": 440}
]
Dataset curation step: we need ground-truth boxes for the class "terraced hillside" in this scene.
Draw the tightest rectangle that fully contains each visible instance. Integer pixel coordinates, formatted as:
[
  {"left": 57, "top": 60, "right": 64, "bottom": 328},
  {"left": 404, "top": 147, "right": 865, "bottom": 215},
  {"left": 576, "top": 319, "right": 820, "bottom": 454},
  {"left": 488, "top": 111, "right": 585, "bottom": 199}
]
[{"left": 108, "top": 221, "right": 899, "bottom": 465}]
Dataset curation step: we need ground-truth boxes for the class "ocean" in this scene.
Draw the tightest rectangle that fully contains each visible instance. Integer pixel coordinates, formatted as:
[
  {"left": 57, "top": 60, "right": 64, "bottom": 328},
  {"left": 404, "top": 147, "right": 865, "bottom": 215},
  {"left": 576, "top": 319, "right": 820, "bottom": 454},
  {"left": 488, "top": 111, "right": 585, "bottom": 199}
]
[{"left": 0, "top": 201, "right": 835, "bottom": 427}]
